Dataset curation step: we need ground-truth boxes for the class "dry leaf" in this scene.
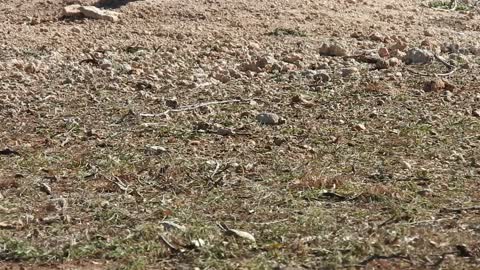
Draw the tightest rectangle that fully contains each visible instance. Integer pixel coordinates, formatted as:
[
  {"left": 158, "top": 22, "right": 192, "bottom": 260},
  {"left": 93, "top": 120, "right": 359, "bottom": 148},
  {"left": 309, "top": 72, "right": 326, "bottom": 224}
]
[
  {"left": 219, "top": 223, "right": 256, "bottom": 242},
  {"left": 228, "top": 228, "right": 256, "bottom": 242}
]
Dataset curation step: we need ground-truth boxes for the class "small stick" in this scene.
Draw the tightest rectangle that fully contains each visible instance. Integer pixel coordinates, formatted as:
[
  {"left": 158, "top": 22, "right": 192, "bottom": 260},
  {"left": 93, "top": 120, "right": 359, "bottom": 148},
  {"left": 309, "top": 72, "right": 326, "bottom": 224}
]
[
  {"left": 441, "top": 206, "right": 480, "bottom": 213},
  {"left": 140, "top": 99, "right": 252, "bottom": 117},
  {"left": 210, "top": 162, "right": 221, "bottom": 181},
  {"left": 449, "top": 0, "right": 458, "bottom": 10}
]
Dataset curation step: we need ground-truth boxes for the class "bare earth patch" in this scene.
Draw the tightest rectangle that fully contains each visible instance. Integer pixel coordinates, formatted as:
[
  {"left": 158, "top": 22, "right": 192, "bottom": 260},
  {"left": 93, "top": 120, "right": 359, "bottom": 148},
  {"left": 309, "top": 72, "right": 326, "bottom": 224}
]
[{"left": 1, "top": 0, "right": 480, "bottom": 269}]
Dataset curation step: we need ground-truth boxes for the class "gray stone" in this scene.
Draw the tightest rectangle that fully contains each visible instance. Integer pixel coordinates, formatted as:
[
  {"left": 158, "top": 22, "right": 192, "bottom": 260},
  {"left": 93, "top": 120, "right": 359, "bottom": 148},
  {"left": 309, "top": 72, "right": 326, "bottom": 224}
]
[
  {"left": 341, "top": 67, "right": 359, "bottom": 77},
  {"left": 256, "top": 112, "right": 284, "bottom": 125},
  {"left": 314, "top": 71, "right": 331, "bottom": 82},
  {"left": 404, "top": 48, "right": 434, "bottom": 64}
]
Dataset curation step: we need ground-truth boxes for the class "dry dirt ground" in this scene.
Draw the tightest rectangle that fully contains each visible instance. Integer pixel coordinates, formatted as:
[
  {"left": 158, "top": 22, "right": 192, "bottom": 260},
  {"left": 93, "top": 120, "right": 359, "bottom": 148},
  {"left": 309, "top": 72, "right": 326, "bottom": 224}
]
[{"left": 1, "top": 0, "right": 480, "bottom": 269}]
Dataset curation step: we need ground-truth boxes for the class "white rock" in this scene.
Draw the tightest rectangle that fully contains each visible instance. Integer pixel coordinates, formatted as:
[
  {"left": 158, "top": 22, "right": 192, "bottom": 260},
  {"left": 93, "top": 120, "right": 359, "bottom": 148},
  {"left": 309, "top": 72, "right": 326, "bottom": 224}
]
[
  {"left": 62, "top": 4, "right": 82, "bottom": 17},
  {"left": 387, "top": 57, "right": 402, "bottom": 67},
  {"left": 314, "top": 71, "right": 331, "bottom": 82},
  {"left": 99, "top": 59, "right": 112, "bottom": 70},
  {"left": 146, "top": 146, "right": 168, "bottom": 155},
  {"left": 352, "top": 123, "right": 366, "bottom": 131},
  {"left": 79, "top": 6, "right": 121, "bottom": 22},
  {"left": 319, "top": 42, "right": 349, "bottom": 57}
]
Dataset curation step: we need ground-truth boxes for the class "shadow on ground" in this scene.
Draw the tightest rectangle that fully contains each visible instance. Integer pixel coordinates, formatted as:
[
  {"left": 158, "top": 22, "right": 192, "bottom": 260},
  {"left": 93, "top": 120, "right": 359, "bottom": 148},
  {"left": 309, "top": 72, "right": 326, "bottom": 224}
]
[{"left": 95, "top": 0, "right": 140, "bottom": 9}]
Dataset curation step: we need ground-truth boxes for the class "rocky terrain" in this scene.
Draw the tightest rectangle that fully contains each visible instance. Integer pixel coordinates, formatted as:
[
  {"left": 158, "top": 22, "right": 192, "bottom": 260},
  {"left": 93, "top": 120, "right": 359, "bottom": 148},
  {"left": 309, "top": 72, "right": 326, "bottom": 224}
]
[{"left": 1, "top": 0, "right": 480, "bottom": 269}]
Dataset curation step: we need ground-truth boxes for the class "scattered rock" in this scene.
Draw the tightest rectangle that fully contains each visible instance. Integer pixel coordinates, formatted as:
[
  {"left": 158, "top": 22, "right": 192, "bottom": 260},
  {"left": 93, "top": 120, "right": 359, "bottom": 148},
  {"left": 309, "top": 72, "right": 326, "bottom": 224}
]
[
  {"left": 248, "top": 42, "right": 261, "bottom": 50},
  {"left": 165, "top": 98, "right": 179, "bottom": 109},
  {"left": 71, "top": 26, "right": 82, "bottom": 34},
  {"left": 79, "top": 6, "right": 121, "bottom": 22},
  {"left": 444, "top": 90, "right": 454, "bottom": 102},
  {"left": 216, "top": 128, "right": 235, "bottom": 136},
  {"left": 424, "top": 29, "right": 435, "bottom": 37},
  {"left": 314, "top": 71, "right": 331, "bottom": 82},
  {"left": 420, "top": 39, "right": 441, "bottom": 54},
  {"left": 228, "top": 68, "right": 242, "bottom": 79},
  {"left": 273, "top": 136, "right": 286, "bottom": 146},
  {"left": 423, "top": 78, "right": 445, "bottom": 92},
  {"left": 375, "top": 59, "right": 389, "bottom": 69},
  {"left": 291, "top": 94, "right": 314, "bottom": 107},
  {"left": 310, "top": 62, "right": 330, "bottom": 70},
  {"left": 341, "top": 67, "right": 359, "bottom": 77},
  {"left": 211, "top": 70, "right": 231, "bottom": 83},
  {"left": 389, "top": 41, "right": 408, "bottom": 52},
  {"left": 194, "top": 121, "right": 211, "bottom": 131},
  {"left": 319, "top": 42, "right": 349, "bottom": 57},
  {"left": 301, "top": 69, "right": 317, "bottom": 79},
  {"left": 443, "top": 80, "right": 456, "bottom": 91},
  {"left": 387, "top": 57, "right": 402, "bottom": 67},
  {"left": 378, "top": 47, "right": 390, "bottom": 58},
  {"left": 256, "top": 55, "right": 277, "bottom": 69},
  {"left": 239, "top": 61, "right": 262, "bottom": 73},
  {"left": 369, "top": 32, "right": 385, "bottom": 42},
  {"left": 404, "top": 48, "right": 434, "bottom": 65},
  {"left": 24, "top": 62, "right": 40, "bottom": 73},
  {"left": 282, "top": 53, "right": 303, "bottom": 64},
  {"left": 256, "top": 112, "right": 284, "bottom": 125},
  {"left": 121, "top": 63, "right": 132, "bottom": 73},
  {"left": 62, "top": 4, "right": 82, "bottom": 17},
  {"left": 392, "top": 50, "right": 407, "bottom": 59},
  {"left": 352, "top": 123, "right": 366, "bottom": 131},
  {"left": 470, "top": 45, "right": 480, "bottom": 56},
  {"left": 146, "top": 146, "right": 168, "bottom": 155},
  {"left": 473, "top": 109, "right": 480, "bottom": 118},
  {"left": 99, "top": 59, "right": 112, "bottom": 70}
]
